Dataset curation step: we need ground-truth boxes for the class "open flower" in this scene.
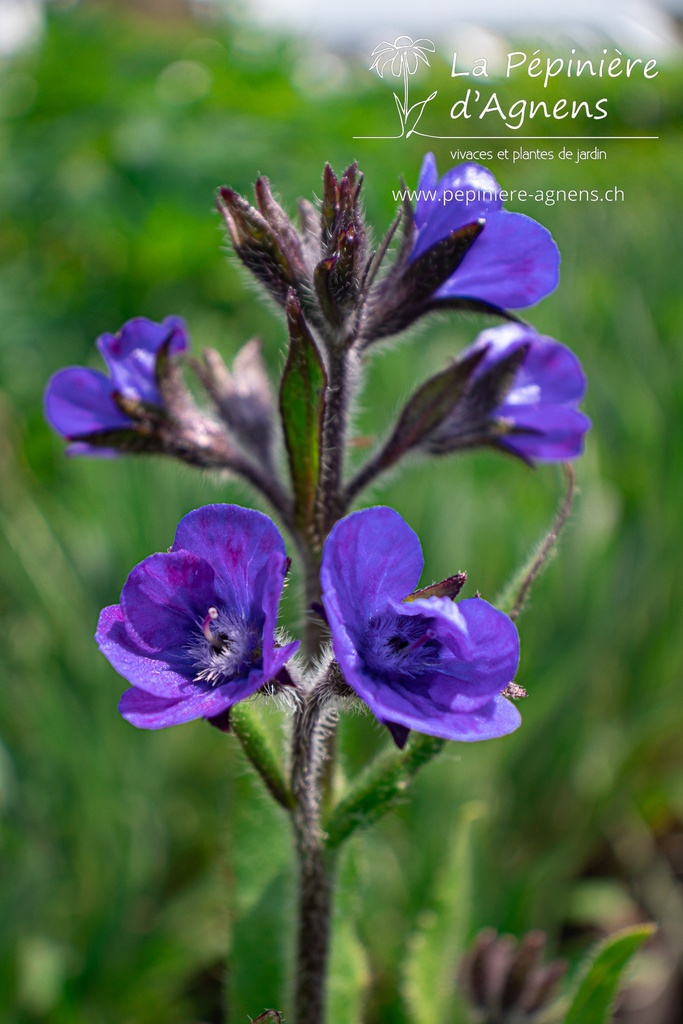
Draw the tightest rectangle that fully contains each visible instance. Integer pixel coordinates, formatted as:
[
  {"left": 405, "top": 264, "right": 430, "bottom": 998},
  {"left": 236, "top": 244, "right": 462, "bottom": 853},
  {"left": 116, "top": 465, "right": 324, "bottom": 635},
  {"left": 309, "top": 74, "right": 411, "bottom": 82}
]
[
  {"left": 427, "top": 323, "right": 591, "bottom": 463},
  {"left": 410, "top": 154, "right": 560, "bottom": 309},
  {"left": 44, "top": 316, "right": 188, "bottom": 455},
  {"left": 96, "top": 504, "right": 299, "bottom": 729},
  {"left": 321, "top": 507, "right": 521, "bottom": 747}
]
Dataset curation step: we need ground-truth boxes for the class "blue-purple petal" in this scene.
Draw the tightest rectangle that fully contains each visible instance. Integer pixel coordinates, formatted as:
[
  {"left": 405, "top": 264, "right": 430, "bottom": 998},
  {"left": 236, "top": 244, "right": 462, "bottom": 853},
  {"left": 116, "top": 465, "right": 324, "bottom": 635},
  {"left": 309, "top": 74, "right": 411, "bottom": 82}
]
[
  {"left": 119, "top": 684, "right": 235, "bottom": 730},
  {"left": 97, "top": 315, "right": 188, "bottom": 367},
  {"left": 65, "top": 442, "right": 121, "bottom": 458},
  {"left": 387, "top": 596, "right": 520, "bottom": 711},
  {"left": 504, "top": 332, "right": 586, "bottom": 405},
  {"left": 410, "top": 155, "right": 560, "bottom": 309},
  {"left": 322, "top": 506, "right": 523, "bottom": 745},
  {"left": 321, "top": 507, "right": 423, "bottom": 638},
  {"left": 44, "top": 367, "right": 130, "bottom": 437},
  {"left": 500, "top": 407, "right": 592, "bottom": 462},
  {"left": 172, "top": 504, "right": 287, "bottom": 619},
  {"left": 414, "top": 159, "right": 501, "bottom": 258},
  {"left": 99, "top": 503, "right": 297, "bottom": 731},
  {"left": 434, "top": 211, "right": 560, "bottom": 309},
  {"left": 453, "top": 324, "right": 590, "bottom": 463},
  {"left": 96, "top": 604, "right": 195, "bottom": 698},
  {"left": 120, "top": 550, "right": 216, "bottom": 654}
]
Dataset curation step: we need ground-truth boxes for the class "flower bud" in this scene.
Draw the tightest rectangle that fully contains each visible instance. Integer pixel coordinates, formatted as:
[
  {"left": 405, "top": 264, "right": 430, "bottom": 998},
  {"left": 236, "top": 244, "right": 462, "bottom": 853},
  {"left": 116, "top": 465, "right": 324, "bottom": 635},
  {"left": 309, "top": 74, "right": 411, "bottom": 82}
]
[
  {"left": 217, "top": 185, "right": 303, "bottom": 306},
  {"left": 313, "top": 163, "right": 367, "bottom": 332},
  {"left": 458, "top": 929, "right": 566, "bottom": 1023},
  {"left": 194, "top": 339, "right": 275, "bottom": 469}
]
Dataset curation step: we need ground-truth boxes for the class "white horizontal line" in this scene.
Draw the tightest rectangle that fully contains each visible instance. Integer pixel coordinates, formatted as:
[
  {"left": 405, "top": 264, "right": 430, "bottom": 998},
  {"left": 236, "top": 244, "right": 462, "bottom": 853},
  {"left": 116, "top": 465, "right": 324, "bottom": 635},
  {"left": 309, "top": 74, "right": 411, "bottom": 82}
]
[{"left": 353, "top": 135, "right": 659, "bottom": 140}]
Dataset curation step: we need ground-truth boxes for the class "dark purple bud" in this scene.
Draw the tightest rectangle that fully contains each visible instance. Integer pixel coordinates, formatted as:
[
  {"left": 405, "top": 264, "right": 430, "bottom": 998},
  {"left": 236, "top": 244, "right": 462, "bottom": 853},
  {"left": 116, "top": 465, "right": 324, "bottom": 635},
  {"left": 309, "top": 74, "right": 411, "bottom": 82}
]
[
  {"left": 254, "top": 175, "right": 306, "bottom": 278},
  {"left": 312, "top": 162, "right": 367, "bottom": 332},
  {"left": 313, "top": 255, "right": 343, "bottom": 328},
  {"left": 321, "top": 162, "right": 340, "bottom": 245},
  {"left": 459, "top": 928, "right": 566, "bottom": 1023},
  {"left": 298, "top": 198, "right": 322, "bottom": 262},
  {"left": 194, "top": 339, "right": 275, "bottom": 468},
  {"left": 217, "top": 186, "right": 300, "bottom": 306}
]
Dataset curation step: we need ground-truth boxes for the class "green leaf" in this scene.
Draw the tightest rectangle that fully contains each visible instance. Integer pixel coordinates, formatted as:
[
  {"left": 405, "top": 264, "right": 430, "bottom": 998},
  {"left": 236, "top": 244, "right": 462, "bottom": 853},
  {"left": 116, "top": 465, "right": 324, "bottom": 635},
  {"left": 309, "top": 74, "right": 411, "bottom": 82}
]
[
  {"left": 562, "top": 924, "right": 655, "bottom": 1024},
  {"left": 324, "top": 734, "right": 445, "bottom": 850},
  {"left": 403, "top": 801, "right": 486, "bottom": 1024},
  {"left": 279, "top": 291, "right": 327, "bottom": 537}
]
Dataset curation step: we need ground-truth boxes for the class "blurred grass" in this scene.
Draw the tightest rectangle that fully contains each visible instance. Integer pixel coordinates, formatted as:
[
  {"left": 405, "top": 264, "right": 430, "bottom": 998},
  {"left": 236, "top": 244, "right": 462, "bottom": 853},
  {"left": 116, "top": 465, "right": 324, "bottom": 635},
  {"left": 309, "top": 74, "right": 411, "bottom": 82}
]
[{"left": 1, "top": 4, "right": 682, "bottom": 1021}]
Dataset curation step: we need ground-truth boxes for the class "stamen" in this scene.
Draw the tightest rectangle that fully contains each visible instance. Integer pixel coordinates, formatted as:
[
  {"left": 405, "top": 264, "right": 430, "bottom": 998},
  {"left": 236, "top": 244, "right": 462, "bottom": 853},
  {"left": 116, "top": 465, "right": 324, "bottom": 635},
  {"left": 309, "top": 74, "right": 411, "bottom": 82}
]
[
  {"left": 187, "top": 607, "right": 262, "bottom": 688},
  {"left": 203, "top": 607, "right": 222, "bottom": 649},
  {"left": 407, "top": 629, "right": 436, "bottom": 652}
]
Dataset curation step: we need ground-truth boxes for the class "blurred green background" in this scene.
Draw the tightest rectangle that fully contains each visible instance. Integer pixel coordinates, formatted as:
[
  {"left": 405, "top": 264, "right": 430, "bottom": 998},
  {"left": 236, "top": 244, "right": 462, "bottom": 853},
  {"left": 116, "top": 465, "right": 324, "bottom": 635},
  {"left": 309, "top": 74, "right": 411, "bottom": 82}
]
[{"left": 1, "top": 2, "right": 683, "bottom": 1021}]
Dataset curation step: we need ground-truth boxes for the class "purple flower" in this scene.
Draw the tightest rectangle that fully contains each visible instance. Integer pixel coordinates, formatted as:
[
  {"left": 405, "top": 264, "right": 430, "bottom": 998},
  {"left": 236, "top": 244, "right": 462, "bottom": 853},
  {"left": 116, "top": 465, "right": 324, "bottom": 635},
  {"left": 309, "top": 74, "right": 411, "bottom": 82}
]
[
  {"left": 321, "top": 507, "right": 521, "bottom": 747},
  {"left": 44, "top": 316, "right": 188, "bottom": 455},
  {"left": 429, "top": 324, "right": 590, "bottom": 463},
  {"left": 96, "top": 504, "right": 299, "bottom": 729},
  {"left": 411, "top": 154, "right": 560, "bottom": 309}
]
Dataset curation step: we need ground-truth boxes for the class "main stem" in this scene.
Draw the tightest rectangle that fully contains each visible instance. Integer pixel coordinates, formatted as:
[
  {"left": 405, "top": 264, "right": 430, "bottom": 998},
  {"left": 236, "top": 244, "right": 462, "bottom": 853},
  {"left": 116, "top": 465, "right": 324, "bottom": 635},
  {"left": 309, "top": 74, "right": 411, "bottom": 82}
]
[
  {"left": 291, "top": 344, "right": 350, "bottom": 1024},
  {"left": 291, "top": 677, "right": 337, "bottom": 1024}
]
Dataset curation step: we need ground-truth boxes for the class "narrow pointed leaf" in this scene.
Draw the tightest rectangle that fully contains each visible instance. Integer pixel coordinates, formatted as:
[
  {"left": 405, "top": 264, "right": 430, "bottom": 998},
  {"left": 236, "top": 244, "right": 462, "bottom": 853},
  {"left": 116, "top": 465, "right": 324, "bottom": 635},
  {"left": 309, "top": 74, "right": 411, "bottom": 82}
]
[
  {"left": 403, "top": 802, "right": 486, "bottom": 1024},
  {"left": 562, "top": 924, "right": 655, "bottom": 1024},
  {"left": 328, "top": 848, "right": 370, "bottom": 1023},
  {"left": 280, "top": 292, "right": 327, "bottom": 536}
]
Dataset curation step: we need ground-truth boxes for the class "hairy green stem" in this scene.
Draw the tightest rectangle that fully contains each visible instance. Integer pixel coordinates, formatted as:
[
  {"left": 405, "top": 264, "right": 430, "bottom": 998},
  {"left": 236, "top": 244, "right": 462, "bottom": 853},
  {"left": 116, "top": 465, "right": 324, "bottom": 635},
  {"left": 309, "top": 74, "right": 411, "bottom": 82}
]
[
  {"left": 496, "top": 462, "right": 576, "bottom": 620},
  {"left": 290, "top": 681, "right": 339, "bottom": 1024}
]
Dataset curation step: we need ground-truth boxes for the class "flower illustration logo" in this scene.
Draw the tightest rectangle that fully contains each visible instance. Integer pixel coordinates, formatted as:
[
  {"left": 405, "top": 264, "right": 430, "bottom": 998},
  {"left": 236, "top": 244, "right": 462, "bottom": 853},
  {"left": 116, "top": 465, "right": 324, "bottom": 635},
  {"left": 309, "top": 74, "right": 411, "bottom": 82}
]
[
  {"left": 370, "top": 36, "right": 436, "bottom": 78},
  {"left": 369, "top": 36, "right": 437, "bottom": 138}
]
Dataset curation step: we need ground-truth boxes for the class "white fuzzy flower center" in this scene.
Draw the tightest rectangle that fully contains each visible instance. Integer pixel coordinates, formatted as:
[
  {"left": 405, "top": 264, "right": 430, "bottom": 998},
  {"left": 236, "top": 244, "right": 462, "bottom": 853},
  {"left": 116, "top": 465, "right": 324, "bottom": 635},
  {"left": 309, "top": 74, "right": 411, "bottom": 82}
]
[{"left": 186, "top": 606, "right": 262, "bottom": 687}]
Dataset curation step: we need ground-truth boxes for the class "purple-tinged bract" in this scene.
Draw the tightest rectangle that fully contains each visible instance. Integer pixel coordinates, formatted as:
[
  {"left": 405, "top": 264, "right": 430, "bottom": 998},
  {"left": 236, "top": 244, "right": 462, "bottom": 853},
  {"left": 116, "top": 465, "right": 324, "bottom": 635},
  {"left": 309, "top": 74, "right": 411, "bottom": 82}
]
[
  {"left": 410, "top": 154, "right": 560, "bottom": 309},
  {"left": 96, "top": 504, "right": 299, "bottom": 729},
  {"left": 44, "top": 316, "right": 188, "bottom": 455},
  {"left": 320, "top": 507, "right": 521, "bottom": 747},
  {"left": 438, "top": 324, "right": 591, "bottom": 462}
]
